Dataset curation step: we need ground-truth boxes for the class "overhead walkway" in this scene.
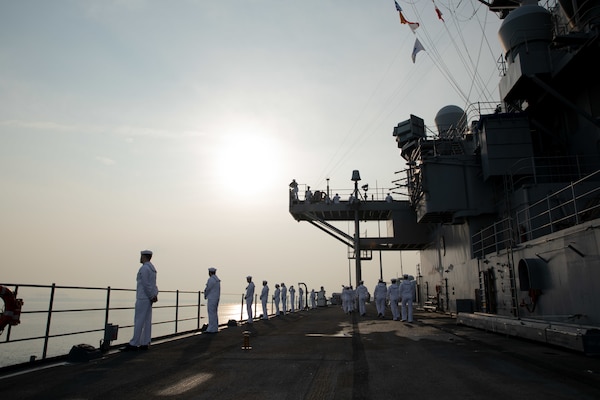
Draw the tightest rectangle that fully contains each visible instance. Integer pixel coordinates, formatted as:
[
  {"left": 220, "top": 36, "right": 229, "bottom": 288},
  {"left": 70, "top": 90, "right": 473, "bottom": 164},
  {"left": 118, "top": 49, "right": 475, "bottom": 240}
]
[{"left": 289, "top": 197, "right": 431, "bottom": 251}]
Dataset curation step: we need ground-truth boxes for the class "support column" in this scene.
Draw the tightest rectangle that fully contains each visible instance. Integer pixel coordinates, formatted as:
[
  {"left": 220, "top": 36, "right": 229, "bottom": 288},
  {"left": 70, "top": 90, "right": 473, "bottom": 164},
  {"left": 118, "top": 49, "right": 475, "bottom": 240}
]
[{"left": 354, "top": 208, "right": 361, "bottom": 285}]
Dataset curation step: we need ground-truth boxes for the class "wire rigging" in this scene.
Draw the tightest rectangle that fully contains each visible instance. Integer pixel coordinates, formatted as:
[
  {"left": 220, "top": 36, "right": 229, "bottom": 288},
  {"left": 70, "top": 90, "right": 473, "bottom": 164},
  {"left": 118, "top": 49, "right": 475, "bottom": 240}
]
[{"left": 314, "top": 0, "right": 502, "bottom": 189}]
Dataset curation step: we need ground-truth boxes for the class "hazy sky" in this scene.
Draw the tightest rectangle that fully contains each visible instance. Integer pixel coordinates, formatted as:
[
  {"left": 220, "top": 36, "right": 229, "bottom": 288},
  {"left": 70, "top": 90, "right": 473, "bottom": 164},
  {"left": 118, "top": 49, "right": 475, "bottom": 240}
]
[{"left": 1, "top": 1, "right": 502, "bottom": 297}]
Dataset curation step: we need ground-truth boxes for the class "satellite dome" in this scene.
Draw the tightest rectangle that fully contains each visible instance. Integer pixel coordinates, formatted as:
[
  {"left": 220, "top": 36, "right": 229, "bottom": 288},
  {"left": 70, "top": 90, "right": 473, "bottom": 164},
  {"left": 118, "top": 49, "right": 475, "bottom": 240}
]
[{"left": 435, "top": 105, "right": 466, "bottom": 138}]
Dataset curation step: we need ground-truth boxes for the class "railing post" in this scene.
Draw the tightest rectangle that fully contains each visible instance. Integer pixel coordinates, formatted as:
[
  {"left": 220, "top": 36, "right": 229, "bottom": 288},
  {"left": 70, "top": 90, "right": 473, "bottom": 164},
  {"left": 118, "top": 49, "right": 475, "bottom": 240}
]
[
  {"left": 240, "top": 294, "right": 244, "bottom": 322},
  {"left": 254, "top": 293, "right": 258, "bottom": 319},
  {"left": 547, "top": 196, "right": 554, "bottom": 233},
  {"left": 571, "top": 183, "right": 580, "bottom": 224},
  {"left": 197, "top": 291, "right": 202, "bottom": 330},
  {"left": 42, "top": 283, "right": 56, "bottom": 360},
  {"left": 493, "top": 223, "right": 498, "bottom": 254},
  {"left": 104, "top": 286, "right": 111, "bottom": 331},
  {"left": 175, "top": 290, "right": 179, "bottom": 333}
]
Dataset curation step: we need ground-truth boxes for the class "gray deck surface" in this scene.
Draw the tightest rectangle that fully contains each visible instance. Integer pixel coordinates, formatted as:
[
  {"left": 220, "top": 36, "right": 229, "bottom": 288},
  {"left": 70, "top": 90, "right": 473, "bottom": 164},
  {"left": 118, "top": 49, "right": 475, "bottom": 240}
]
[{"left": 1, "top": 304, "right": 599, "bottom": 399}]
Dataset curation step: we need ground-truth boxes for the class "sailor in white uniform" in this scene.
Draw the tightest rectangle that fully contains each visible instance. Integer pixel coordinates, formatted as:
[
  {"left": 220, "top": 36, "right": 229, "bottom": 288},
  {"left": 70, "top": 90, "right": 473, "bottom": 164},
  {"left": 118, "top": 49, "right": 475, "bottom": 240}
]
[
  {"left": 289, "top": 285, "right": 296, "bottom": 312},
  {"left": 342, "top": 286, "right": 351, "bottom": 314},
  {"left": 317, "top": 286, "right": 327, "bottom": 306},
  {"left": 280, "top": 283, "right": 288, "bottom": 314},
  {"left": 245, "top": 276, "right": 255, "bottom": 324},
  {"left": 260, "top": 280, "right": 269, "bottom": 320},
  {"left": 126, "top": 250, "right": 158, "bottom": 350},
  {"left": 400, "top": 274, "right": 415, "bottom": 322},
  {"left": 387, "top": 278, "right": 401, "bottom": 321},
  {"left": 204, "top": 267, "right": 221, "bottom": 333},
  {"left": 273, "top": 284, "right": 281, "bottom": 315},
  {"left": 310, "top": 289, "right": 317, "bottom": 309},
  {"left": 298, "top": 286, "right": 304, "bottom": 310},
  {"left": 356, "top": 280, "right": 370, "bottom": 316},
  {"left": 374, "top": 279, "right": 388, "bottom": 318}
]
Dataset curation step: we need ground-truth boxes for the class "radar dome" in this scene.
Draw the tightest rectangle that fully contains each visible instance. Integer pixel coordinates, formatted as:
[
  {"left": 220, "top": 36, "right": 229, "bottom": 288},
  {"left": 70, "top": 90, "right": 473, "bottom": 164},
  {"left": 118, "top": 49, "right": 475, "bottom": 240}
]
[
  {"left": 435, "top": 105, "right": 466, "bottom": 138},
  {"left": 498, "top": 5, "right": 552, "bottom": 62}
]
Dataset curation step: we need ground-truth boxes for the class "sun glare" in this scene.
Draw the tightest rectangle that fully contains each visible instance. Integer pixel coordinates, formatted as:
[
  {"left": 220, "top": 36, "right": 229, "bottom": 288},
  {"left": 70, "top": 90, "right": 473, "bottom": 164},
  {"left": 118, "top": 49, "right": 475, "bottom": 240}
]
[{"left": 213, "top": 129, "right": 283, "bottom": 199}]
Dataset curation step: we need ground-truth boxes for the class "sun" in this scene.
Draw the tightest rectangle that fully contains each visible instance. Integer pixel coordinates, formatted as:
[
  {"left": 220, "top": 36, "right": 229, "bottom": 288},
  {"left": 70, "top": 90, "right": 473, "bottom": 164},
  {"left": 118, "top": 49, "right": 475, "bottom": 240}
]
[{"left": 213, "top": 128, "right": 283, "bottom": 199}]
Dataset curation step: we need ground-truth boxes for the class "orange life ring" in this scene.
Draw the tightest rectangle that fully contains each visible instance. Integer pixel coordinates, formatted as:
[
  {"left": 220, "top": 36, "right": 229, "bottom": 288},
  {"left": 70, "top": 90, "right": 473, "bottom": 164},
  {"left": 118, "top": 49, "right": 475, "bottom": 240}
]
[{"left": 0, "top": 285, "right": 24, "bottom": 333}]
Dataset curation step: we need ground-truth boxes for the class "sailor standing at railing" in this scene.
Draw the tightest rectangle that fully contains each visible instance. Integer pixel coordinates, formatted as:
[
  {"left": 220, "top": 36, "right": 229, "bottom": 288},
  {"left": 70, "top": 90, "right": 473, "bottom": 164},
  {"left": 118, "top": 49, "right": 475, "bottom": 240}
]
[
  {"left": 123, "top": 249, "right": 158, "bottom": 351},
  {"left": 289, "top": 179, "right": 299, "bottom": 202},
  {"left": 204, "top": 267, "right": 221, "bottom": 333},
  {"left": 289, "top": 285, "right": 296, "bottom": 312},
  {"left": 281, "top": 283, "right": 288, "bottom": 314},
  {"left": 273, "top": 284, "right": 281, "bottom": 315},
  {"left": 260, "top": 280, "right": 269, "bottom": 320},
  {"left": 298, "top": 286, "right": 304, "bottom": 310},
  {"left": 245, "top": 276, "right": 255, "bottom": 324}
]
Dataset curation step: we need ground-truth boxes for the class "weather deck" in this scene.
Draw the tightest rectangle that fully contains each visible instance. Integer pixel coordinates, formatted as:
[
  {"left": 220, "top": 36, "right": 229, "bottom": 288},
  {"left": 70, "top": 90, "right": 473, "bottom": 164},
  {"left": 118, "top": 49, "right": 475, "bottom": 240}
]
[{"left": 1, "top": 304, "right": 599, "bottom": 399}]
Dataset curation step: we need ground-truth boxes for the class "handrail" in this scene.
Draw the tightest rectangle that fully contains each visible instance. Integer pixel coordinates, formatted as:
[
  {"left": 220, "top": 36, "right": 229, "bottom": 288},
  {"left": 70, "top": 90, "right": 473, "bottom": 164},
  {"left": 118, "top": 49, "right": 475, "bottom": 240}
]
[
  {"left": 0, "top": 283, "right": 203, "bottom": 366},
  {"left": 473, "top": 169, "right": 600, "bottom": 257}
]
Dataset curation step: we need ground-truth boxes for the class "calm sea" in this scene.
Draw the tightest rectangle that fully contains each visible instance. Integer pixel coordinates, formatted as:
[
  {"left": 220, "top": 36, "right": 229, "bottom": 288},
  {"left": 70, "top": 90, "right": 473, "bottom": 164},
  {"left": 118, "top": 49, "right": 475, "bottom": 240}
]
[{"left": 0, "top": 287, "right": 268, "bottom": 369}]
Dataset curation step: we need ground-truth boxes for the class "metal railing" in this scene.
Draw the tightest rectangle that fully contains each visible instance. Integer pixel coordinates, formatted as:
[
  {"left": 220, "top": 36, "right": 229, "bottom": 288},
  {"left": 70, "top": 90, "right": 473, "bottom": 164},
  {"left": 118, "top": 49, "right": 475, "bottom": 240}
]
[
  {"left": 290, "top": 184, "right": 400, "bottom": 203},
  {"left": 1, "top": 283, "right": 313, "bottom": 368},
  {"left": 0, "top": 283, "right": 202, "bottom": 366},
  {"left": 516, "top": 170, "right": 600, "bottom": 242},
  {"left": 472, "top": 217, "right": 515, "bottom": 259},
  {"left": 472, "top": 169, "right": 600, "bottom": 257}
]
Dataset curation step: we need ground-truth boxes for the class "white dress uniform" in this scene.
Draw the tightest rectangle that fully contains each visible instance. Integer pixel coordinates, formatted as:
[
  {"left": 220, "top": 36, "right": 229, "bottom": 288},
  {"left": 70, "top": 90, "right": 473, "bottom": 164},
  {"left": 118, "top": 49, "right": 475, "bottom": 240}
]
[
  {"left": 374, "top": 281, "right": 388, "bottom": 318},
  {"left": 289, "top": 286, "right": 296, "bottom": 312},
  {"left": 129, "top": 254, "right": 158, "bottom": 347},
  {"left": 310, "top": 289, "right": 317, "bottom": 309},
  {"left": 400, "top": 275, "right": 414, "bottom": 322},
  {"left": 387, "top": 279, "right": 401, "bottom": 321},
  {"left": 342, "top": 286, "right": 352, "bottom": 314},
  {"left": 298, "top": 287, "right": 304, "bottom": 310},
  {"left": 204, "top": 268, "right": 221, "bottom": 333},
  {"left": 245, "top": 277, "right": 255, "bottom": 324},
  {"left": 260, "top": 281, "right": 269, "bottom": 320},
  {"left": 273, "top": 285, "right": 281, "bottom": 315},
  {"left": 280, "top": 284, "right": 288, "bottom": 314},
  {"left": 356, "top": 282, "right": 369, "bottom": 316}
]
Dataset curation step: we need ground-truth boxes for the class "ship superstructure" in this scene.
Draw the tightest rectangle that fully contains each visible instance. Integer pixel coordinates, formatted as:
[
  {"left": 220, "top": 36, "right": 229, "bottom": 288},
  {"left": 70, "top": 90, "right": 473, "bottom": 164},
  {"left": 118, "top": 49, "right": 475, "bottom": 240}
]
[{"left": 290, "top": 0, "right": 600, "bottom": 353}]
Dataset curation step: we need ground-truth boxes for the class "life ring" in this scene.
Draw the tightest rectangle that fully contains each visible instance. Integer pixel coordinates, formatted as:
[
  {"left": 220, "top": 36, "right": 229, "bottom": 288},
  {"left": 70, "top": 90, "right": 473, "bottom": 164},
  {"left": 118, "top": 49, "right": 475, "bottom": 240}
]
[{"left": 0, "top": 285, "right": 24, "bottom": 333}]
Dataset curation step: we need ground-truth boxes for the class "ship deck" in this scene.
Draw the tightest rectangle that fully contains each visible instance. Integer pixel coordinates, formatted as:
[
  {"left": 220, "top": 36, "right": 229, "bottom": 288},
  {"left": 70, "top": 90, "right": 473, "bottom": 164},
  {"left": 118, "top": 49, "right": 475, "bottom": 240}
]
[{"left": 1, "top": 304, "right": 599, "bottom": 399}]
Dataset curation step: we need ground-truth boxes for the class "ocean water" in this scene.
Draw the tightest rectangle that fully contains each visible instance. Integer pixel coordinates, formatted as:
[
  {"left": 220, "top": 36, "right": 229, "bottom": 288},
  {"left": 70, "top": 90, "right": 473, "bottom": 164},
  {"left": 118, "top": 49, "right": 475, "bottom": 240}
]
[{"left": 0, "top": 287, "right": 267, "bottom": 369}]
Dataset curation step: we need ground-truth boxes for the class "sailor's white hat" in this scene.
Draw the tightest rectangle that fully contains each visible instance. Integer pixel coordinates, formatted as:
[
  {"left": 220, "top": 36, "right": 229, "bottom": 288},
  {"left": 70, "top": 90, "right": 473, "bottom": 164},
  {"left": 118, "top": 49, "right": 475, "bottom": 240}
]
[
  {"left": 141, "top": 250, "right": 153, "bottom": 255},
  {"left": 208, "top": 267, "right": 217, "bottom": 273}
]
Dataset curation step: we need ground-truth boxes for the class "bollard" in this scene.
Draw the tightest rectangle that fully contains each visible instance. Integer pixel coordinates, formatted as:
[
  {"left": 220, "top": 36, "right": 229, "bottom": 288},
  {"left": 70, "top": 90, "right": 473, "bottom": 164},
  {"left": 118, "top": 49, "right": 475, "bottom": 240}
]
[{"left": 242, "top": 330, "right": 252, "bottom": 350}]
